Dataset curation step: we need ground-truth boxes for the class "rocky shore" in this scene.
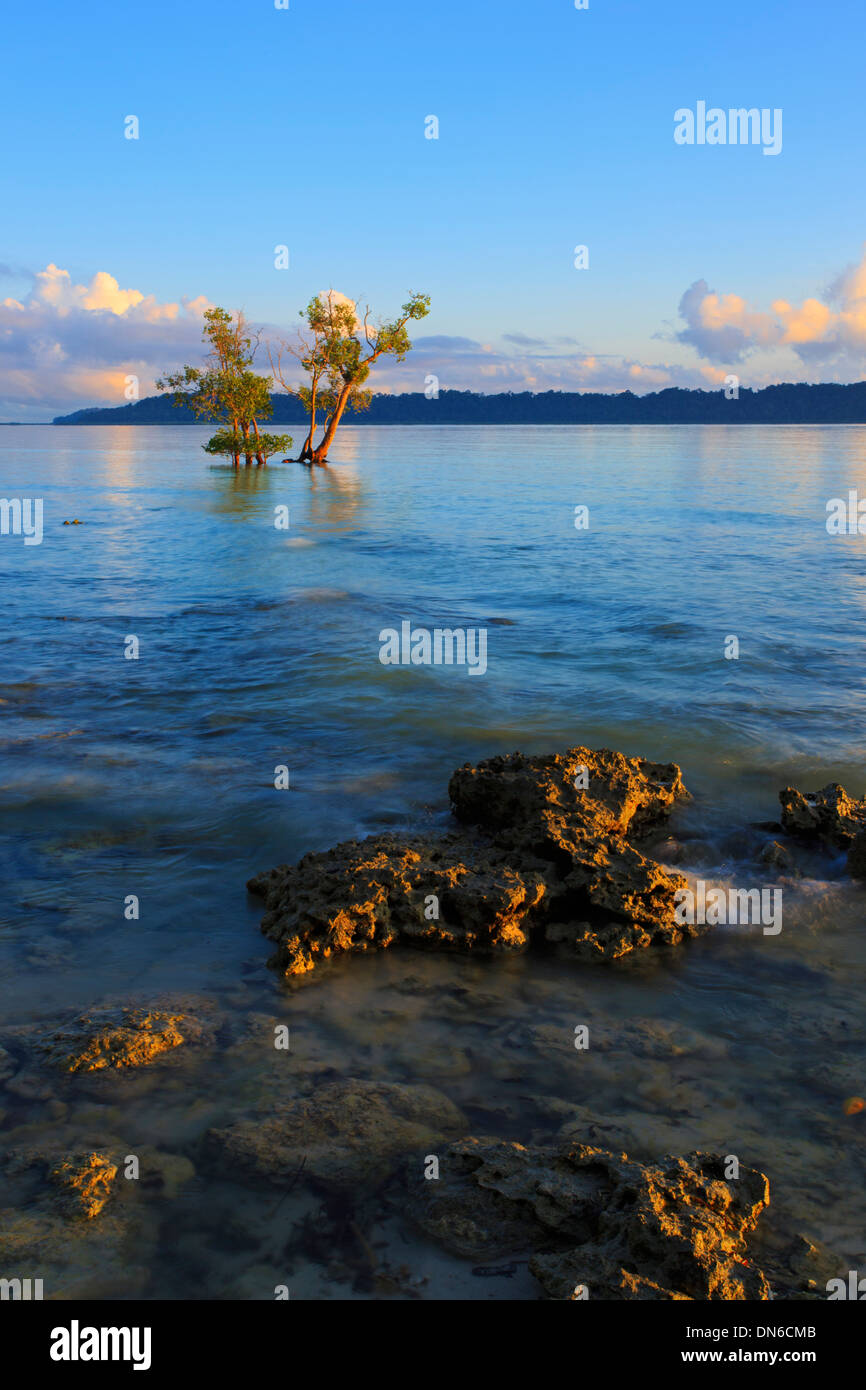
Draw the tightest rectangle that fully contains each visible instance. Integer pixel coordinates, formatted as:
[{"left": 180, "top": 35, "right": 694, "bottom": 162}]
[{"left": 2, "top": 749, "right": 863, "bottom": 1300}]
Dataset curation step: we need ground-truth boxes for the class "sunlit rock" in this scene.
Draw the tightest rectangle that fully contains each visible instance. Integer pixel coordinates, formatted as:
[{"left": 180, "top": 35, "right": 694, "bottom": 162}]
[{"left": 249, "top": 747, "right": 693, "bottom": 976}]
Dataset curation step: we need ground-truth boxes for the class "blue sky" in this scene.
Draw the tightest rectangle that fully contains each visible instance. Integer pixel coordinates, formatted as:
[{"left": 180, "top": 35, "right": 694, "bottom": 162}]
[{"left": 1, "top": 0, "right": 865, "bottom": 417}]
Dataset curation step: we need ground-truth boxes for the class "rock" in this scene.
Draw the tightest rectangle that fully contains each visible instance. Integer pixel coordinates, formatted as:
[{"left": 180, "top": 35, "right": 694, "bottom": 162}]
[
  {"left": 5, "top": 1074, "right": 54, "bottom": 1100},
  {"left": 32, "top": 1000, "right": 218, "bottom": 1073},
  {"left": 51, "top": 1152, "right": 118, "bottom": 1219},
  {"left": 779, "top": 783, "right": 866, "bottom": 848},
  {"left": 250, "top": 832, "right": 546, "bottom": 976},
  {"left": 448, "top": 747, "right": 687, "bottom": 855},
  {"left": 760, "top": 840, "right": 794, "bottom": 871},
  {"left": 409, "top": 1137, "right": 774, "bottom": 1300},
  {"left": 132, "top": 1147, "right": 196, "bottom": 1198},
  {"left": 0, "top": 1147, "right": 150, "bottom": 1298},
  {"left": 0, "top": 1206, "right": 148, "bottom": 1299},
  {"left": 249, "top": 747, "right": 694, "bottom": 976},
  {"left": 847, "top": 831, "right": 866, "bottom": 880},
  {"left": 207, "top": 1079, "right": 466, "bottom": 1192}
]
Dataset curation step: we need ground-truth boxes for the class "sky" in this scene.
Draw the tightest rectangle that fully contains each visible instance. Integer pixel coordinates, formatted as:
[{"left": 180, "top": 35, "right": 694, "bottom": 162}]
[{"left": 1, "top": 0, "right": 865, "bottom": 419}]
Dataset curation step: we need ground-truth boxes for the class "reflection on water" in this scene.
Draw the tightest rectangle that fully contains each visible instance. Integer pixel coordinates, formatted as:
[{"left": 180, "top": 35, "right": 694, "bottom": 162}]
[
  {"left": 0, "top": 424, "right": 864, "bottom": 1298},
  {"left": 306, "top": 463, "right": 365, "bottom": 532}
]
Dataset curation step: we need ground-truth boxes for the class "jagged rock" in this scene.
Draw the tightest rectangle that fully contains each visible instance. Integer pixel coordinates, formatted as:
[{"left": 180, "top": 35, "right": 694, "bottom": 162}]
[
  {"left": 51, "top": 1152, "right": 118, "bottom": 1219},
  {"left": 409, "top": 1137, "right": 774, "bottom": 1300},
  {"left": 31, "top": 1000, "right": 218, "bottom": 1073},
  {"left": 249, "top": 833, "right": 547, "bottom": 976},
  {"left": 207, "top": 1079, "right": 466, "bottom": 1192},
  {"left": 779, "top": 783, "right": 866, "bottom": 848},
  {"left": 249, "top": 747, "right": 693, "bottom": 976},
  {"left": 448, "top": 748, "right": 687, "bottom": 856},
  {"left": 0, "top": 1147, "right": 149, "bottom": 1298}
]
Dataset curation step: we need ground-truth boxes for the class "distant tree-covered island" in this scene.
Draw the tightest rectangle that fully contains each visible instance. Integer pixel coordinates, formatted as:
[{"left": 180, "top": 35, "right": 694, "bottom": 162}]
[{"left": 54, "top": 379, "right": 866, "bottom": 428}]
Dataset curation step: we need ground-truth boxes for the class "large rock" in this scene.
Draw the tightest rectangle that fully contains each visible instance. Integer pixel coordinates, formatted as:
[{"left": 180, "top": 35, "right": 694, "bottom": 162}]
[
  {"left": 448, "top": 748, "right": 687, "bottom": 857},
  {"left": 207, "top": 1079, "right": 467, "bottom": 1192},
  {"left": 778, "top": 780, "right": 866, "bottom": 878},
  {"left": 249, "top": 747, "right": 693, "bottom": 976},
  {"left": 779, "top": 782, "right": 866, "bottom": 848},
  {"left": 410, "top": 1137, "right": 788, "bottom": 1300},
  {"left": 249, "top": 833, "right": 546, "bottom": 977}
]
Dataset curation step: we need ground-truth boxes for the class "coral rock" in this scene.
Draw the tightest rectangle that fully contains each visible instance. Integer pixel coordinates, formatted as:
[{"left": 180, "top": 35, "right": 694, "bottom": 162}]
[
  {"left": 51, "top": 1152, "right": 118, "bottom": 1220},
  {"left": 779, "top": 783, "right": 866, "bottom": 848},
  {"left": 207, "top": 1079, "right": 466, "bottom": 1191},
  {"left": 410, "top": 1137, "right": 773, "bottom": 1300},
  {"left": 36, "top": 1003, "right": 215, "bottom": 1073},
  {"left": 249, "top": 747, "right": 693, "bottom": 976}
]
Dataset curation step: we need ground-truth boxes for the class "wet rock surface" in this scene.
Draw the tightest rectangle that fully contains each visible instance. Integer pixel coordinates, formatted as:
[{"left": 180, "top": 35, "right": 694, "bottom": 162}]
[
  {"left": 0, "top": 1146, "right": 147, "bottom": 1298},
  {"left": 51, "top": 1152, "right": 119, "bottom": 1219},
  {"left": 779, "top": 782, "right": 866, "bottom": 845},
  {"left": 249, "top": 747, "right": 694, "bottom": 976},
  {"left": 779, "top": 782, "right": 866, "bottom": 848},
  {"left": 410, "top": 1137, "right": 833, "bottom": 1301},
  {"left": 206, "top": 1079, "right": 467, "bottom": 1192},
  {"left": 2, "top": 997, "right": 220, "bottom": 1078},
  {"left": 778, "top": 780, "right": 866, "bottom": 878}
]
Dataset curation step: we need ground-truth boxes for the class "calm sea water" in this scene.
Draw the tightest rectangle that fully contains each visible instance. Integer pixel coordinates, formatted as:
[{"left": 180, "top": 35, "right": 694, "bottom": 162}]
[{"left": 1, "top": 424, "right": 864, "bottom": 1298}]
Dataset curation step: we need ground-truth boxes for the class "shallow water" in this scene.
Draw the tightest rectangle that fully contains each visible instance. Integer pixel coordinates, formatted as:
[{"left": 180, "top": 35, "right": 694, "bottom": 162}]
[{"left": 0, "top": 424, "right": 864, "bottom": 1298}]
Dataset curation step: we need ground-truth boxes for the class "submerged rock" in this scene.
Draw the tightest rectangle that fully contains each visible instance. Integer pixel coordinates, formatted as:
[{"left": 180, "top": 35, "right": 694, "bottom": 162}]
[
  {"left": 0, "top": 1147, "right": 150, "bottom": 1298},
  {"left": 51, "top": 1152, "right": 118, "bottom": 1219},
  {"left": 31, "top": 1000, "right": 218, "bottom": 1073},
  {"left": 410, "top": 1137, "right": 793, "bottom": 1300},
  {"left": 207, "top": 1078, "right": 466, "bottom": 1191},
  {"left": 249, "top": 747, "right": 693, "bottom": 976},
  {"left": 759, "top": 839, "right": 795, "bottom": 872}
]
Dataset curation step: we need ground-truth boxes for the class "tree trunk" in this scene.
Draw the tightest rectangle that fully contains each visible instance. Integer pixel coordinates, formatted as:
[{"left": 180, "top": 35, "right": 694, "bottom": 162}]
[
  {"left": 298, "top": 380, "right": 318, "bottom": 461},
  {"left": 252, "top": 418, "right": 265, "bottom": 466},
  {"left": 310, "top": 386, "right": 351, "bottom": 464},
  {"left": 241, "top": 422, "right": 253, "bottom": 467}
]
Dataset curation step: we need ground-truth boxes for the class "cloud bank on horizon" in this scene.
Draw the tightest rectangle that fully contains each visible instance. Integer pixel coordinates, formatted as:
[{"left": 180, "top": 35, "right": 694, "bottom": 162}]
[{"left": 3, "top": 249, "right": 866, "bottom": 420}]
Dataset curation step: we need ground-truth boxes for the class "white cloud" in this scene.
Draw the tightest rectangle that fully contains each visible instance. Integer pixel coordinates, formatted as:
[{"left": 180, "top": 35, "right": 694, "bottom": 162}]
[
  {"left": 0, "top": 264, "right": 212, "bottom": 419},
  {"left": 674, "top": 245, "right": 866, "bottom": 377}
]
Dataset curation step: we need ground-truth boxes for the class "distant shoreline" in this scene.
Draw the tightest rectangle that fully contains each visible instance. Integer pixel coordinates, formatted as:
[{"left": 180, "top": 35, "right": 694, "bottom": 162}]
[
  {"left": 7, "top": 420, "right": 866, "bottom": 429},
  {"left": 43, "top": 380, "right": 866, "bottom": 428}
]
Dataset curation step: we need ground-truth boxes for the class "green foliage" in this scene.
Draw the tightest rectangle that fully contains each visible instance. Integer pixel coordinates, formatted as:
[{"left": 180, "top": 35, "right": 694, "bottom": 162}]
[
  {"left": 202, "top": 428, "right": 292, "bottom": 461},
  {"left": 293, "top": 290, "right": 430, "bottom": 458},
  {"left": 158, "top": 307, "right": 284, "bottom": 463}
]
